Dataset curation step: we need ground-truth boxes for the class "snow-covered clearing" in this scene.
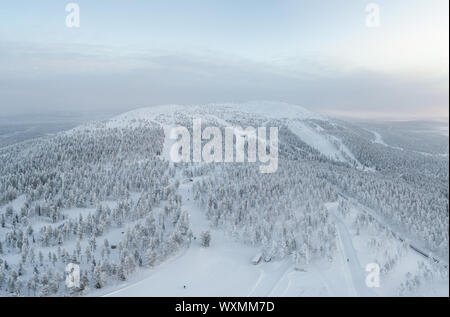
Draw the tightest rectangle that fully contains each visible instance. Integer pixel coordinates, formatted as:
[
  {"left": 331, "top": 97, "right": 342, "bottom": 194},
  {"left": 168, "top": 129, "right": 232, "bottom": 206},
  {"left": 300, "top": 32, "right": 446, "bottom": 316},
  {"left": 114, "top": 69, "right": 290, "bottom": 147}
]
[
  {"left": 92, "top": 182, "right": 383, "bottom": 297},
  {"left": 93, "top": 179, "right": 343, "bottom": 297}
]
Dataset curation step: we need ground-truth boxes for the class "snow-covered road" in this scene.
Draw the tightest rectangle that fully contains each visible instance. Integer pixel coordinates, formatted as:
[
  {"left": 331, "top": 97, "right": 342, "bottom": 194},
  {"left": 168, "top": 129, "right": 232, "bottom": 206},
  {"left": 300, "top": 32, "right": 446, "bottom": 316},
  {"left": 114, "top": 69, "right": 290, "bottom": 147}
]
[
  {"left": 327, "top": 203, "right": 376, "bottom": 297},
  {"left": 339, "top": 193, "right": 449, "bottom": 268}
]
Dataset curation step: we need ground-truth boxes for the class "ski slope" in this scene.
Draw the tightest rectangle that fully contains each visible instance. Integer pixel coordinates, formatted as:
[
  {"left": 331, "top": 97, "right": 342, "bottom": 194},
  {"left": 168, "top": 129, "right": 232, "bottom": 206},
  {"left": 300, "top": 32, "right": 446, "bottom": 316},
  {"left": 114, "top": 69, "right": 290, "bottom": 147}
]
[{"left": 288, "top": 120, "right": 361, "bottom": 166}]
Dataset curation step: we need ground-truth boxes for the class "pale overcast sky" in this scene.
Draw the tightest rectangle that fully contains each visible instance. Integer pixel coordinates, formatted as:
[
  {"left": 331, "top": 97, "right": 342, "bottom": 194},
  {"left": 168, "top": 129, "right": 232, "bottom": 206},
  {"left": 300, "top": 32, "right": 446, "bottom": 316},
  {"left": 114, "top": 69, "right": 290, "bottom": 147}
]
[{"left": 0, "top": 0, "right": 448, "bottom": 119}]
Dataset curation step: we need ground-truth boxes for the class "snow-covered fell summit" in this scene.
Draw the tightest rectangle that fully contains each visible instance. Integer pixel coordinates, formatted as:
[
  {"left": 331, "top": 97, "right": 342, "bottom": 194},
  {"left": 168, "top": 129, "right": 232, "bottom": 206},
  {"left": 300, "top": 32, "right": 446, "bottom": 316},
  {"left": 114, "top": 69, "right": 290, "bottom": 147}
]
[
  {"left": 75, "top": 101, "right": 359, "bottom": 165},
  {"left": 113, "top": 101, "right": 325, "bottom": 122}
]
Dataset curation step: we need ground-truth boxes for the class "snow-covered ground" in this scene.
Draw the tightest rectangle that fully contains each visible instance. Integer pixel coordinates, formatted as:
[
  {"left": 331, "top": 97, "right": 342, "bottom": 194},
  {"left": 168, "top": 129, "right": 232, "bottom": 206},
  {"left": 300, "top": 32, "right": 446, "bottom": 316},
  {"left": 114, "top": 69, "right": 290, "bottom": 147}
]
[
  {"left": 87, "top": 179, "right": 448, "bottom": 297},
  {"left": 1, "top": 102, "right": 447, "bottom": 297},
  {"left": 93, "top": 179, "right": 348, "bottom": 297}
]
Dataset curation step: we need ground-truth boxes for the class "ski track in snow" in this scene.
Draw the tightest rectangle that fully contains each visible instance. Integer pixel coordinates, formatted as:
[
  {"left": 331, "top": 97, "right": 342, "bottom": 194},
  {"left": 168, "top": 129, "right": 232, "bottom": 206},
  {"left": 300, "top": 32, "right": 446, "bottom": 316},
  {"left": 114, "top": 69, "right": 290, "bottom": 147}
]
[
  {"left": 370, "top": 130, "right": 403, "bottom": 151},
  {"left": 371, "top": 130, "right": 389, "bottom": 146},
  {"left": 369, "top": 130, "right": 448, "bottom": 158}
]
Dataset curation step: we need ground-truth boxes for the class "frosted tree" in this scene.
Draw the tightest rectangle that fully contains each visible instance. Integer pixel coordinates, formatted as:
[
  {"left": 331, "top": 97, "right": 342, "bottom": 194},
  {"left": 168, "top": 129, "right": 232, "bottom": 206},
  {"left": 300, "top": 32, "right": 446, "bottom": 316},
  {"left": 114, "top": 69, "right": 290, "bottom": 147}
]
[
  {"left": 201, "top": 230, "right": 211, "bottom": 248},
  {"left": 0, "top": 267, "right": 4, "bottom": 289},
  {"left": 39, "top": 283, "right": 50, "bottom": 297},
  {"left": 125, "top": 255, "right": 136, "bottom": 275},
  {"left": 145, "top": 249, "right": 157, "bottom": 267},
  {"left": 89, "top": 235, "right": 96, "bottom": 252},
  {"left": 93, "top": 264, "right": 106, "bottom": 289},
  {"left": 118, "top": 263, "right": 126, "bottom": 281}
]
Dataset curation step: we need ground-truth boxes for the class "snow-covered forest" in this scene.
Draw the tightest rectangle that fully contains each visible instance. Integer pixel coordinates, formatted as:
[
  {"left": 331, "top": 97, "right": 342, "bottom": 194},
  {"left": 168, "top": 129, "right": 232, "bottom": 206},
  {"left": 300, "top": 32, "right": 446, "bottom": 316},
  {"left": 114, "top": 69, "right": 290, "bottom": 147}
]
[{"left": 0, "top": 102, "right": 448, "bottom": 296}]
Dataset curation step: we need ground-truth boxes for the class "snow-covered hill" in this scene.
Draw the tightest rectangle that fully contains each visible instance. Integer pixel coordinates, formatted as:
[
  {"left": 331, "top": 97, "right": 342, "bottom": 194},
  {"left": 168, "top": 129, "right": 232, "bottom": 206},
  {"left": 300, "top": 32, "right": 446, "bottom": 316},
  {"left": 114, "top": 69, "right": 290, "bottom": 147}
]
[
  {"left": 78, "top": 102, "right": 362, "bottom": 167},
  {"left": 0, "top": 102, "right": 448, "bottom": 297}
]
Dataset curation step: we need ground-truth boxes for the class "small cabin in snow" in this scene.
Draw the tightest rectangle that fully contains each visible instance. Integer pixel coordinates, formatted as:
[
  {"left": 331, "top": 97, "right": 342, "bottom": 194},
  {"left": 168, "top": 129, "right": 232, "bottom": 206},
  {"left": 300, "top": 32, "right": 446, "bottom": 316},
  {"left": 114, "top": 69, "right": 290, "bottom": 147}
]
[{"left": 251, "top": 253, "right": 262, "bottom": 265}]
